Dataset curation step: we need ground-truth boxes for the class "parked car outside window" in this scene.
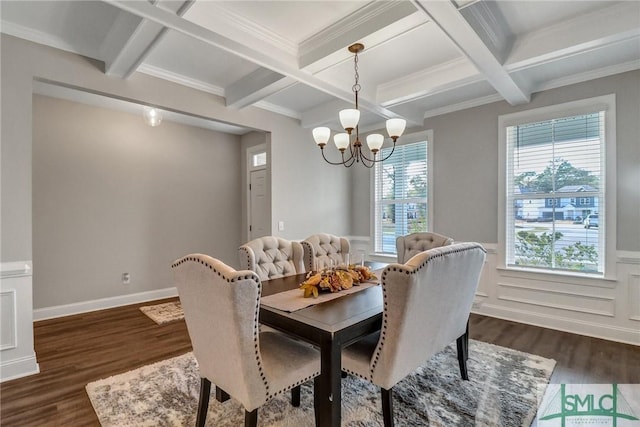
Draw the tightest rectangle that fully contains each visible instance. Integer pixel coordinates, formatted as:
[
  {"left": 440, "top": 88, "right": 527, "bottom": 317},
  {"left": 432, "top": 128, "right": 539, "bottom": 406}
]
[{"left": 583, "top": 214, "right": 599, "bottom": 229}]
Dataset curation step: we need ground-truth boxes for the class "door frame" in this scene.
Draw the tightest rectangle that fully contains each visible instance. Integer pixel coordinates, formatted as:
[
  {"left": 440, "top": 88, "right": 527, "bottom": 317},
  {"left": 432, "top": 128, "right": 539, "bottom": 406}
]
[{"left": 246, "top": 143, "right": 269, "bottom": 240}]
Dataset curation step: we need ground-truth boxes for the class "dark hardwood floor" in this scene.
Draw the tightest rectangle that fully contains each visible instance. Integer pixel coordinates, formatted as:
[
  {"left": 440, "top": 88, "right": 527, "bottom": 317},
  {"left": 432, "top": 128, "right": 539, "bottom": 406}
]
[{"left": 1, "top": 299, "right": 638, "bottom": 426}]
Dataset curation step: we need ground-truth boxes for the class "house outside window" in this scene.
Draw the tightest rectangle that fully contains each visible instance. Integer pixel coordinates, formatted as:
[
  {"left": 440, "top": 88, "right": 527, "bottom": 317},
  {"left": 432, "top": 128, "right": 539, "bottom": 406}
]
[
  {"left": 373, "top": 131, "right": 431, "bottom": 255},
  {"left": 499, "top": 95, "right": 616, "bottom": 277}
]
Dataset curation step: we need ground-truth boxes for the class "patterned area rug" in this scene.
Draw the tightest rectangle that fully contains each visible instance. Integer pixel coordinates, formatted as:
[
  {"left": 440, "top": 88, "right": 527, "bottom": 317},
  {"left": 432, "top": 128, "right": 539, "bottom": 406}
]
[
  {"left": 86, "top": 340, "right": 555, "bottom": 426},
  {"left": 139, "top": 301, "right": 184, "bottom": 325}
]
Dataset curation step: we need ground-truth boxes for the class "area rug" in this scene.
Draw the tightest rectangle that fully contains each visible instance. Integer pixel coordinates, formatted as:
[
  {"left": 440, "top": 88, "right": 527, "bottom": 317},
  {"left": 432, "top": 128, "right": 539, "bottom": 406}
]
[
  {"left": 139, "top": 301, "right": 184, "bottom": 325},
  {"left": 86, "top": 339, "right": 555, "bottom": 426}
]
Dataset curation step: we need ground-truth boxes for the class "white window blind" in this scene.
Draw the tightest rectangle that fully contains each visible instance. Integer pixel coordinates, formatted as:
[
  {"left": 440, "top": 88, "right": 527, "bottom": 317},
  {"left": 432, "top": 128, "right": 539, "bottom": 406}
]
[
  {"left": 374, "top": 141, "right": 427, "bottom": 254},
  {"left": 505, "top": 112, "right": 605, "bottom": 274}
]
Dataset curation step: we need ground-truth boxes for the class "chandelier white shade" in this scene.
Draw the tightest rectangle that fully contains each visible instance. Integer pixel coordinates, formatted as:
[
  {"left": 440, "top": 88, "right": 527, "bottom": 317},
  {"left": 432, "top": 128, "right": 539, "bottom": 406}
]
[
  {"left": 339, "top": 109, "right": 360, "bottom": 131},
  {"left": 386, "top": 118, "right": 407, "bottom": 139},
  {"left": 312, "top": 43, "right": 406, "bottom": 168}
]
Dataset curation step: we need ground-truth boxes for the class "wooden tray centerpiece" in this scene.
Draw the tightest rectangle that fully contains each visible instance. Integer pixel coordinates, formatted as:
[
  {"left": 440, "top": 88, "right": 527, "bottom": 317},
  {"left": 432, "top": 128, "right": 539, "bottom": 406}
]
[{"left": 299, "top": 265, "right": 377, "bottom": 298}]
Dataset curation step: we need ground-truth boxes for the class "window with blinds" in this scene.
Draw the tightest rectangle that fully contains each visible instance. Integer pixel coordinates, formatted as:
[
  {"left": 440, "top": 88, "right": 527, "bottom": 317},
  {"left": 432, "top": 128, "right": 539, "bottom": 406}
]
[
  {"left": 374, "top": 140, "right": 428, "bottom": 254},
  {"left": 505, "top": 111, "right": 605, "bottom": 274}
]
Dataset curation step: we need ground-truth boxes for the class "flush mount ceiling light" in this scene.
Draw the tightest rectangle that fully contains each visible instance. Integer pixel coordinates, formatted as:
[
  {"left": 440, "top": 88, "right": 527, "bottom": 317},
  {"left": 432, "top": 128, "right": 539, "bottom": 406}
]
[
  {"left": 312, "top": 43, "right": 406, "bottom": 168},
  {"left": 143, "top": 106, "right": 163, "bottom": 127}
]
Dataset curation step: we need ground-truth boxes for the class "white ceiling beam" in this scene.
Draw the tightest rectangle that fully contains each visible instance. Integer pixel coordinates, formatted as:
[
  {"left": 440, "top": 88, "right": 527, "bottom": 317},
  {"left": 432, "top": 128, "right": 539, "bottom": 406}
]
[
  {"left": 457, "top": 0, "right": 513, "bottom": 64},
  {"left": 505, "top": 1, "right": 640, "bottom": 72},
  {"left": 102, "top": 0, "right": 193, "bottom": 78},
  {"left": 105, "top": 0, "right": 405, "bottom": 123},
  {"left": 299, "top": 1, "right": 420, "bottom": 72},
  {"left": 411, "top": 0, "right": 530, "bottom": 105},
  {"left": 225, "top": 69, "right": 296, "bottom": 109}
]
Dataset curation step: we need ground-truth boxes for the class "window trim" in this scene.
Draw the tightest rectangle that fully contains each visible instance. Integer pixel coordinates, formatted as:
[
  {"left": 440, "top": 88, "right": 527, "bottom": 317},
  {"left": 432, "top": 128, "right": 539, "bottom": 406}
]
[
  {"left": 498, "top": 94, "right": 617, "bottom": 279},
  {"left": 370, "top": 129, "right": 434, "bottom": 257}
]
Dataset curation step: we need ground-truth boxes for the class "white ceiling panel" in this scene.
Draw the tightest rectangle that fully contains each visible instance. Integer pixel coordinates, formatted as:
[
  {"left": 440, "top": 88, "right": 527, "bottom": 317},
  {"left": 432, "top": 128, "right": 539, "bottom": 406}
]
[
  {"left": 495, "top": 0, "right": 620, "bottom": 36},
  {"left": 1, "top": 0, "right": 126, "bottom": 59},
  {"left": 217, "top": 0, "right": 369, "bottom": 44},
  {"left": 514, "top": 38, "right": 640, "bottom": 91},
  {"left": 394, "top": 79, "right": 497, "bottom": 117},
  {"left": 143, "top": 30, "right": 261, "bottom": 90},
  {"left": 312, "top": 22, "right": 463, "bottom": 101},
  {"left": 262, "top": 83, "right": 337, "bottom": 114}
]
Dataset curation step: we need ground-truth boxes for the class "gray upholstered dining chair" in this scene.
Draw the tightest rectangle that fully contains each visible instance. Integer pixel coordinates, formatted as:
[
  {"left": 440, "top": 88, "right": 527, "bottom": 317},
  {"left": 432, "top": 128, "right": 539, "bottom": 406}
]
[
  {"left": 239, "top": 236, "right": 305, "bottom": 281},
  {"left": 395, "top": 231, "right": 454, "bottom": 264},
  {"left": 301, "top": 233, "right": 350, "bottom": 271},
  {"left": 341, "top": 242, "right": 486, "bottom": 427},
  {"left": 172, "top": 254, "right": 320, "bottom": 427}
]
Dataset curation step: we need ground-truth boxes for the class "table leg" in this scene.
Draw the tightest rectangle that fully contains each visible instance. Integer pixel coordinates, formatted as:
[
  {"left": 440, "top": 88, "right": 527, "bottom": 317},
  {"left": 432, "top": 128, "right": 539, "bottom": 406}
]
[{"left": 314, "top": 339, "right": 342, "bottom": 427}]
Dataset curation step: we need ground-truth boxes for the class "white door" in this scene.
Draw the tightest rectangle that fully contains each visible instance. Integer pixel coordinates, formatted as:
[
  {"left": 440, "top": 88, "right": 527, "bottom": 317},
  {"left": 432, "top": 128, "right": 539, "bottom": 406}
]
[{"left": 249, "top": 169, "right": 268, "bottom": 240}]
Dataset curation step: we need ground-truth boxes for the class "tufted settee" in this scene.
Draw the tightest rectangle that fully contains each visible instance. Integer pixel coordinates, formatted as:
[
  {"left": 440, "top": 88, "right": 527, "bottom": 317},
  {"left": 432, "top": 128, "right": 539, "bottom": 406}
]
[
  {"left": 395, "top": 232, "right": 454, "bottom": 264},
  {"left": 238, "top": 236, "right": 305, "bottom": 281},
  {"left": 301, "top": 233, "right": 350, "bottom": 271}
]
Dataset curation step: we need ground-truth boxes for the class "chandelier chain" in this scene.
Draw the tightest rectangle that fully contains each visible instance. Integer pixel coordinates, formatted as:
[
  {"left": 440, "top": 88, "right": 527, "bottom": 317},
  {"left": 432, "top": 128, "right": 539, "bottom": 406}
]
[{"left": 352, "top": 50, "right": 361, "bottom": 97}]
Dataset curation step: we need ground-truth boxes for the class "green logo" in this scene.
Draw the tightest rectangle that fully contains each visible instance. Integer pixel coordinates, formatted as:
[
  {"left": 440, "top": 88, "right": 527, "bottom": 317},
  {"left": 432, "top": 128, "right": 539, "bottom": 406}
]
[{"left": 538, "top": 384, "right": 639, "bottom": 426}]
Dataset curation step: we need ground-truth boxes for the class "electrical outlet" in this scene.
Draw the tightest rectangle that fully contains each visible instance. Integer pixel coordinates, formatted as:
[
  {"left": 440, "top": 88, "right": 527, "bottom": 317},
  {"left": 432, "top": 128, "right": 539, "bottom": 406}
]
[
  {"left": 278, "top": 221, "right": 285, "bottom": 231},
  {"left": 122, "top": 272, "right": 130, "bottom": 285}
]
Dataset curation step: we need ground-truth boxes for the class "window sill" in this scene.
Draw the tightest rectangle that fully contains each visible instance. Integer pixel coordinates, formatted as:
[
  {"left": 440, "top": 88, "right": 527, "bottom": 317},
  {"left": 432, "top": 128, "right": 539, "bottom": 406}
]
[
  {"left": 496, "top": 266, "right": 617, "bottom": 289},
  {"left": 369, "top": 253, "right": 397, "bottom": 263}
]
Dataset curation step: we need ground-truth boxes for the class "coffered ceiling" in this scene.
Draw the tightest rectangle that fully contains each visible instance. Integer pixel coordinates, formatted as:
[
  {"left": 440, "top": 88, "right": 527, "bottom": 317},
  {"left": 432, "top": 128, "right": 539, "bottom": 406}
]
[{"left": 2, "top": 0, "right": 639, "bottom": 133}]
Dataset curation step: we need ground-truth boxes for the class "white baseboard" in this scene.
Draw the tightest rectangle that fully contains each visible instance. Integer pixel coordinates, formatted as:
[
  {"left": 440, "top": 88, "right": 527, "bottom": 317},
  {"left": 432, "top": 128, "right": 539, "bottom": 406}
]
[
  {"left": 33, "top": 287, "right": 178, "bottom": 321},
  {"left": 1, "top": 354, "right": 40, "bottom": 382},
  {"left": 474, "top": 303, "right": 640, "bottom": 346}
]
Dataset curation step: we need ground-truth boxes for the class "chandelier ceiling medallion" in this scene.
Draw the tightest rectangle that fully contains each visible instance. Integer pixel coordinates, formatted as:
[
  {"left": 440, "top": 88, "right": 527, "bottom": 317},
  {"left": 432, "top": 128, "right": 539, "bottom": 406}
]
[{"left": 312, "top": 43, "right": 406, "bottom": 168}]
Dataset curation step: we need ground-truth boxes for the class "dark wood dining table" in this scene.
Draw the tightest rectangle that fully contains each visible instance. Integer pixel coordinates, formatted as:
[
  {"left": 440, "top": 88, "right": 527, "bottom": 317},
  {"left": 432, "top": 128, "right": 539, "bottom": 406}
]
[{"left": 260, "top": 263, "right": 386, "bottom": 427}]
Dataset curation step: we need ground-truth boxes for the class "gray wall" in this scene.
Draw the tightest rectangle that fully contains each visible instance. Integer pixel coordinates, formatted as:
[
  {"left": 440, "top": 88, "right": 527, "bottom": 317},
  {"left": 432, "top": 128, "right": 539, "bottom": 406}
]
[
  {"left": 32, "top": 95, "right": 242, "bottom": 308},
  {"left": 352, "top": 70, "right": 640, "bottom": 251},
  {"left": 1, "top": 34, "right": 351, "bottom": 311}
]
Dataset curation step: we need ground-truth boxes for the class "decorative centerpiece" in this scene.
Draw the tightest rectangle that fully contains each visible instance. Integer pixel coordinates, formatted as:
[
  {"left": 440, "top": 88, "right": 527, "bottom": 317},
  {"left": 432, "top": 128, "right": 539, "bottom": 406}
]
[{"left": 300, "top": 265, "right": 377, "bottom": 298}]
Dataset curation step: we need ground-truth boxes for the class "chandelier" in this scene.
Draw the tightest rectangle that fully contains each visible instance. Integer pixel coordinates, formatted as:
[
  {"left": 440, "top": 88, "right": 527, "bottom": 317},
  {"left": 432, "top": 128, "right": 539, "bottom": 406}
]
[{"left": 312, "top": 43, "right": 406, "bottom": 168}]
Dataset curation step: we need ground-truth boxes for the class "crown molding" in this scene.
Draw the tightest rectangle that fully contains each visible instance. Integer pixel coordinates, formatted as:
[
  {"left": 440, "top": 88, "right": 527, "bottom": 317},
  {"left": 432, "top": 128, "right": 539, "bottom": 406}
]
[
  {"left": 253, "top": 101, "right": 301, "bottom": 121},
  {"left": 0, "top": 20, "right": 95, "bottom": 59},
  {"left": 533, "top": 60, "right": 640, "bottom": 93},
  {"left": 136, "top": 63, "right": 225, "bottom": 97},
  {"left": 201, "top": 2, "right": 297, "bottom": 56},
  {"left": 423, "top": 93, "right": 503, "bottom": 119},
  {"left": 506, "top": 2, "right": 640, "bottom": 71}
]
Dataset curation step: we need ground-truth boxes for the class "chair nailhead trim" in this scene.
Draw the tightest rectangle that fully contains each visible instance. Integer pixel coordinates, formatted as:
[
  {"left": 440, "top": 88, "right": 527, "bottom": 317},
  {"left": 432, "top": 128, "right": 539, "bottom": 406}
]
[
  {"left": 171, "top": 254, "right": 271, "bottom": 399},
  {"left": 265, "top": 371, "right": 320, "bottom": 400},
  {"left": 171, "top": 255, "right": 261, "bottom": 284},
  {"left": 342, "top": 368, "right": 369, "bottom": 381},
  {"left": 239, "top": 247, "right": 252, "bottom": 271},
  {"left": 372, "top": 244, "right": 486, "bottom": 378}
]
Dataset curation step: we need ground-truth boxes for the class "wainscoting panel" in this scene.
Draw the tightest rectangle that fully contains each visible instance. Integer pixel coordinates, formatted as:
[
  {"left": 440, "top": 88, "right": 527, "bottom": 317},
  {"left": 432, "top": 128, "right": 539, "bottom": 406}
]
[
  {"left": 1, "top": 261, "right": 39, "bottom": 382},
  {"left": 1, "top": 289, "right": 17, "bottom": 350},
  {"left": 629, "top": 273, "right": 640, "bottom": 322},
  {"left": 357, "top": 236, "right": 640, "bottom": 344},
  {"left": 475, "top": 246, "right": 640, "bottom": 345},
  {"left": 496, "top": 282, "right": 615, "bottom": 317}
]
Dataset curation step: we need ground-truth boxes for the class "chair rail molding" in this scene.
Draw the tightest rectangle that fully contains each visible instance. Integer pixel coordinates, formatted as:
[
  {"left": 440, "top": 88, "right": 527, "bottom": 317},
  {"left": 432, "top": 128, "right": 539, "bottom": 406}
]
[{"left": 0, "top": 260, "right": 40, "bottom": 382}]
